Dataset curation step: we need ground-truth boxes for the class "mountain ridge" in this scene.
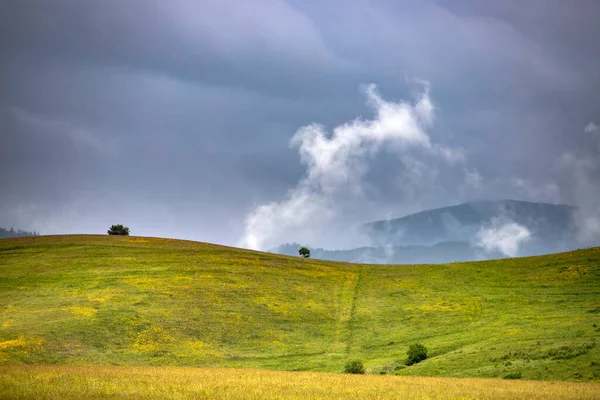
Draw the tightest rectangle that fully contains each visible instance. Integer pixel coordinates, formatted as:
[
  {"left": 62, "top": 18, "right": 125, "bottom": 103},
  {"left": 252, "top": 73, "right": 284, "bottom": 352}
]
[{"left": 367, "top": 199, "right": 576, "bottom": 227}]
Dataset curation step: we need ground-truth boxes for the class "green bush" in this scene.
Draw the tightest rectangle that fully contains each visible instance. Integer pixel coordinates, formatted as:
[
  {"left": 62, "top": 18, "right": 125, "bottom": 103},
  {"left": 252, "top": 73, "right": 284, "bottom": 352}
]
[
  {"left": 406, "top": 343, "right": 428, "bottom": 365},
  {"left": 503, "top": 371, "right": 522, "bottom": 379},
  {"left": 344, "top": 360, "right": 365, "bottom": 374}
]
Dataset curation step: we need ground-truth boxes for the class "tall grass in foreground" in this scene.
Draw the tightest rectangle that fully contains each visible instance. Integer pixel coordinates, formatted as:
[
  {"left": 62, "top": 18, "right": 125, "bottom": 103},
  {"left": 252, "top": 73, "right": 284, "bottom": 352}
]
[{"left": 0, "top": 365, "right": 598, "bottom": 400}]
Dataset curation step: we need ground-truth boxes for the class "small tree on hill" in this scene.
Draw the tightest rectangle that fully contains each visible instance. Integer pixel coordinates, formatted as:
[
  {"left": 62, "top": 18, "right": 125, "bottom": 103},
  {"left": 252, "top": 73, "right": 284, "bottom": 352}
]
[
  {"left": 406, "top": 343, "right": 428, "bottom": 365},
  {"left": 107, "top": 224, "right": 130, "bottom": 236},
  {"left": 298, "top": 246, "right": 310, "bottom": 258}
]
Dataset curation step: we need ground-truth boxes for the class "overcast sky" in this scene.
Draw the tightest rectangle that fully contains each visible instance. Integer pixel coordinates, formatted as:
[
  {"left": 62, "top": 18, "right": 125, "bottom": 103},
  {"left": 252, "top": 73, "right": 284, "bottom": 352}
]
[{"left": 1, "top": 0, "right": 599, "bottom": 249}]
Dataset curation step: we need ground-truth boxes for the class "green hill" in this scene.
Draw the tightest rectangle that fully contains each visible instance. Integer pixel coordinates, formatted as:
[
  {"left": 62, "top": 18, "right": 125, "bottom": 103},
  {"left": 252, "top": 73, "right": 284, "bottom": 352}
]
[{"left": 1, "top": 235, "right": 599, "bottom": 382}]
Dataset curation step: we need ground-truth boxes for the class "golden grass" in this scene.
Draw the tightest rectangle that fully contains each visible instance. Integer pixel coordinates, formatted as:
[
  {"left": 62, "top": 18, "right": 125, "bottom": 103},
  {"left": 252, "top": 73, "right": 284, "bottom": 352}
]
[{"left": 0, "top": 365, "right": 598, "bottom": 400}]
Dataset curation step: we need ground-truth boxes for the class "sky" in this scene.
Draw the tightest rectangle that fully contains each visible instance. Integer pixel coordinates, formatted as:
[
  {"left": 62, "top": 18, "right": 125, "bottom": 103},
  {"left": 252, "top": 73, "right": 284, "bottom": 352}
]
[{"left": 1, "top": 0, "right": 599, "bottom": 250}]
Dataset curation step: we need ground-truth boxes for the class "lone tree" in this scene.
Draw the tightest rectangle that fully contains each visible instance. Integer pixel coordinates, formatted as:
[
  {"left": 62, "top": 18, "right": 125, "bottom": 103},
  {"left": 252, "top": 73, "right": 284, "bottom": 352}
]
[
  {"left": 107, "top": 224, "right": 130, "bottom": 236},
  {"left": 406, "top": 343, "right": 428, "bottom": 365},
  {"left": 298, "top": 246, "right": 310, "bottom": 258}
]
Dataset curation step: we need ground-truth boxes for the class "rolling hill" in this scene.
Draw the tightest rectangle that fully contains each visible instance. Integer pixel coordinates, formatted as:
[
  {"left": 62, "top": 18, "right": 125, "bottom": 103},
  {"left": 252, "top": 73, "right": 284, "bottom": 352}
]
[{"left": 1, "top": 235, "right": 599, "bottom": 382}]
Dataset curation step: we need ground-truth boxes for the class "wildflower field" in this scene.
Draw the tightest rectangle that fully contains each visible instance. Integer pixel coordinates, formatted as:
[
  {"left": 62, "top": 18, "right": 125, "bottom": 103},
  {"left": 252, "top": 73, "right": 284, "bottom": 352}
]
[{"left": 0, "top": 235, "right": 599, "bottom": 398}]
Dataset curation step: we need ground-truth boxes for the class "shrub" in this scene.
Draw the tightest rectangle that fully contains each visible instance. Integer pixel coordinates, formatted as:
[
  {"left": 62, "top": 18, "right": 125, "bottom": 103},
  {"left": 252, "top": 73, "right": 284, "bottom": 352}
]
[
  {"left": 503, "top": 371, "right": 522, "bottom": 379},
  {"left": 546, "top": 342, "right": 595, "bottom": 360},
  {"left": 344, "top": 360, "right": 365, "bottom": 374},
  {"left": 107, "top": 224, "right": 130, "bottom": 236},
  {"left": 298, "top": 247, "right": 310, "bottom": 258},
  {"left": 406, "top": 343, "right": 428, "bottom": 365}
]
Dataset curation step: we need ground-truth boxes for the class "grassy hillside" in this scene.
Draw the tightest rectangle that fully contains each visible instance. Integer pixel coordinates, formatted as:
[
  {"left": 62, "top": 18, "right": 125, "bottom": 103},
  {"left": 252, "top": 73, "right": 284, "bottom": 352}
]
[{"left": 1, "top": 235, "right": 599, "bottom": 382}]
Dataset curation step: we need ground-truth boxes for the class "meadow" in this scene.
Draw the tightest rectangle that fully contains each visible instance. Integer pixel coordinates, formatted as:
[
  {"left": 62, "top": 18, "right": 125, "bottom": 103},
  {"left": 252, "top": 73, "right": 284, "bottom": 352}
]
[{"left": 0, "top": 235, "right": 599, "bottom": 388}]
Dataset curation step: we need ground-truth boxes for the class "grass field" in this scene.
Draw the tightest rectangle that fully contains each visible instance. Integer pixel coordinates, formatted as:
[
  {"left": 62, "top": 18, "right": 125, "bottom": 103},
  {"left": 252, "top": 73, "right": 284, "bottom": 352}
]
[
  {"left": 1, "top": 365, "right": 599, "bottom": 400},
  {"left": 1, "top": 235, "right": 599, "bottom": 385}
]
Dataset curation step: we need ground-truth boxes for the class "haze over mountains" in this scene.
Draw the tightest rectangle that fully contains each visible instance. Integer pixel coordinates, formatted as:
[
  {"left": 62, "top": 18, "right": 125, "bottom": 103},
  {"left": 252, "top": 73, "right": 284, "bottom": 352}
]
[{"left": 272, "top": 200, "right": 579, "bottom": 264}]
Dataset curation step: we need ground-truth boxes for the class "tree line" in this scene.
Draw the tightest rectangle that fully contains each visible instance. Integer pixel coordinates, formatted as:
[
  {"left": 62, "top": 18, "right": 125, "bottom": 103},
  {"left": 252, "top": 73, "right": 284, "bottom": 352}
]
[{"left": 0, "top": 227, "right": 40, "bottom": 238}]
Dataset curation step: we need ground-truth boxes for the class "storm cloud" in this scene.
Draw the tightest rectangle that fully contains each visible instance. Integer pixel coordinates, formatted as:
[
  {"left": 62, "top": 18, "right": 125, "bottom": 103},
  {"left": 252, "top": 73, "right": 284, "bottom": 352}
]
[{"left": 1, "top": 1, "right": 599, "bottom": 248}]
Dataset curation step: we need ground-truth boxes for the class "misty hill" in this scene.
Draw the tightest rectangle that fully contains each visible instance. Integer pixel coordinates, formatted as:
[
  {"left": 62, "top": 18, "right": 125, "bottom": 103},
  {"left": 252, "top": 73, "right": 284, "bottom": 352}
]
[
  {"left": 365, "top": 200, "right": 577, "bottom": 249},
  {"left": 273, "top": 200, "right": 579, "bottom": 264},
  {"left": 1, "top": 235, "right": 599, "bottom": 382}
]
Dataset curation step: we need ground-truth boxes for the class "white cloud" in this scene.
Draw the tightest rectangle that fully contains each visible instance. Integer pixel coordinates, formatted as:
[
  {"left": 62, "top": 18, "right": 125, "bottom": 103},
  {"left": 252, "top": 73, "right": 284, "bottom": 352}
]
[
  {"left": 475, "top": 218, "right": 531, "bottom": 257},
  {"left": 290, "top": 84, "right": 433, "bottom": 192},
  {"left": 241, "top": 83, "right": 453, "bottom": 251},
  {"left": 584, "top": 122, "right": 598, "bottom": 133}
]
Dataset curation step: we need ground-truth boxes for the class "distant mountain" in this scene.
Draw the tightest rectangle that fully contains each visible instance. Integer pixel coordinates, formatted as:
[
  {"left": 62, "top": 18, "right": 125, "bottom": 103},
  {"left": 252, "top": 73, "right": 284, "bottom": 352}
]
[
  {"left": 272, "top": 200, "right": 579, "bottom": 264},
  {"left": 0, "top": 226, "right": 40, "bottom": 238},
  {"left": 365, "top": 200, "right": 577, "bottom": 252}
]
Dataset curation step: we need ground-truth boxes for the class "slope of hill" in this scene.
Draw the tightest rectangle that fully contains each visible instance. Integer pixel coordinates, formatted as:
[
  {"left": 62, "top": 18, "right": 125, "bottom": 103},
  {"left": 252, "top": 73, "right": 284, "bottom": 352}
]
[{"left": 1, "top": 235, "right": 599, "bottom": 382}]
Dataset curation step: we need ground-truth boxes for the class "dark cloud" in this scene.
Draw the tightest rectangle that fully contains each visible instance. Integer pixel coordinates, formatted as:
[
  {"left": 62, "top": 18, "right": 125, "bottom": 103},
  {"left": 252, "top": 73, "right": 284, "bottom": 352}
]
[{"left": 1, "top": 0, "right": 599, "bottom": 247}]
